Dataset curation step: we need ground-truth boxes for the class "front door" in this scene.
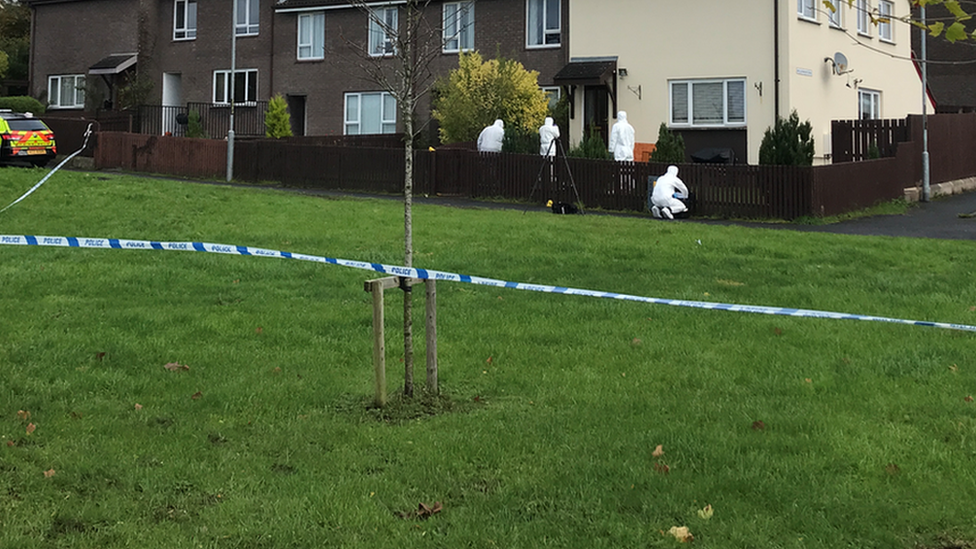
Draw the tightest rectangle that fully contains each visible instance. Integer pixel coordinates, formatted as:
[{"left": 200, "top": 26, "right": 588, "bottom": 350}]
[
  {"left": 583, "top": 85, "right": 609, "bottom": 147},
  {"left": 286, "top": 94, "right": 306, "bottom": 136}
]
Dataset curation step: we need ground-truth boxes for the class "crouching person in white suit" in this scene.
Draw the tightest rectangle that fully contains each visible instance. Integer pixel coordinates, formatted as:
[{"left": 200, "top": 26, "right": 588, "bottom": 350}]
[{"left": 650, "top": 165, "right": 689, "bottom": 220}]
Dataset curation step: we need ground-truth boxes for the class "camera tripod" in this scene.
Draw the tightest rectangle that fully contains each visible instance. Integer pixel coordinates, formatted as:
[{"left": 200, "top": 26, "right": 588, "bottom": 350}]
[{"left": 526, "top": 138, "right": 584, "bottom": 214}]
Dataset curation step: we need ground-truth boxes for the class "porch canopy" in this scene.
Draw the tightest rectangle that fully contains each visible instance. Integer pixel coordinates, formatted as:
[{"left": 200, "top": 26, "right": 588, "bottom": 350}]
[
  {"left": 553, "top": 58, "right": 618, "bottom": 117},
  {"left": 88, "top": 53, "right": 138, "bottom": 75}
]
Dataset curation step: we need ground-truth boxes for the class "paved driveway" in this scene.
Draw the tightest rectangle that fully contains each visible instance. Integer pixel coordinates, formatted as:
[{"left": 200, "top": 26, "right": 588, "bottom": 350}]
[{"left": 699, "top": 192, "right": 976, "bottom": 240}]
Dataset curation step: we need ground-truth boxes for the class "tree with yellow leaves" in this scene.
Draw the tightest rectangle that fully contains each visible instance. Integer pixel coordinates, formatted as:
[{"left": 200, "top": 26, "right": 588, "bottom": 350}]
[{"left": 433, "top": 51, "right": 549, "bottom": 145}]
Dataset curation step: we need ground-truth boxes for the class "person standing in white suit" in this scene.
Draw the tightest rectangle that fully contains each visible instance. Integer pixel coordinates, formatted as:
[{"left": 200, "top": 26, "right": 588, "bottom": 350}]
[
  {"left": 607, "top": 111, "right": 635, "bottom": 161},
  {"left": 539, "top": 117, "right": 560, "bottom": 156},
  {"left": 477, "top": 119, "right": 505, "bottom": 153}
]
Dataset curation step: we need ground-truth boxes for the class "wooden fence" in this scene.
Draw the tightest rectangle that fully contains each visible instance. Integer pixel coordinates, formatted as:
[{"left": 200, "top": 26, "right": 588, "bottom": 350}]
[{"left": 93, "top": 127, "right": 965, "bottom": 220}]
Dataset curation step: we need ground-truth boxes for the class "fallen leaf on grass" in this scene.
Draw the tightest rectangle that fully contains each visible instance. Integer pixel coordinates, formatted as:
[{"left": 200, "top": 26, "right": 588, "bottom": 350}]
[
  {"left": 652, "top": 444, "right": 665, "bottom": 458},
  {"left": 191, "top": 392, "right": 203, "bottom": 400},
  {"left": 667, "top": 526, "right": 694, "bottom": 543},
  {"left": 164, "top": 362, "right": 189, "bottom": 372},
  {"left": 255, "top": 327, "right": 263, "bottom": 334},
  {"left": 654, "top": 462, "right": 670, "bottom": 474},
  {"left": 752, "top": 420, "right": 766, "bottom": 431},
  {"left": 134, "top": 404, "right": 143, "bottom": 411},
  {"left": 16, "top": 410, "right": 30, "bottom": 421},
  {"left": 96, "top": 352, "right": 106, "bottom": 361},
  {"left": 773, "top": 327, "right": 783, "bottom": 336},
  {"left": 631, "top": 338, "right": 642, "bottom": 346},
  {"left": 950, "top": 364, "right": 959, "bottom": 373},
  {"left": 26, "top": 423, "right": 36, "bottom": 435},
  {"left": 43, "top": 469, "right": 55, "bottom": 478},
  {"left": 804, "top": 378, "right": 812, "bottom": 384},
  {"left": 273, "top": 367, "right": 282, "bottom": 374},
  {"left": 398, "top": 501, "right": 443, "bottom": 520},
  {"left": 716, "top": 279, "right": 744, "bottom": 287},
  {"left": 697, "top": 504, "right": 714, "bottom": 520},
  {"left": 965, "top": 396, "right": 974, "bottom": 403},
  {"left": 6, "top": 440, "right": 14, "bottom": 447},
  {"left": 486, "top": 356, "right": 493, "bottom": 365},
  {"left": 885, "top": 463, "right": 900, "bottom": 475}
]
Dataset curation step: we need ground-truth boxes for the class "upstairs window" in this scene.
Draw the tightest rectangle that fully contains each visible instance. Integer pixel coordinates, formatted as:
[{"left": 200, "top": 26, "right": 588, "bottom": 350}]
[
  {"left": 48, "top": 75, "right": 86, "bottom": 109},
  {"left": 298, "top": 12, "right": 325, "bottom": 60},
  {"left": 443, "top": 1, "right": 474, "bottom": 53},
  {"left": 797, "top": 0, "right": 816, "bottom": 21},
  {"left": 856, "top": 0, "right": 870, "bottom": 36},
  {"left": 368, "top": 7, "right": 397, "bottom": 57},
  {"left": 236, "top": 0, "right": 259, "bottom": 36},
  {"left": 827, "top": 0, "right": 843, "bottom": 28},
  {"left": 670, "top": 79, "right": 746, "bottom": 127},
  {"left": 174, "top": 0, "right": 197, "bottom": 40},
  {"left": 527, "top": 0, "right": 559, "bottom": 47},
  {"left": 878, "top": 0, "right": 893, "bottom": 42},
  {"left": 213, "top": 69, "right": 258, "bottom": 104}
]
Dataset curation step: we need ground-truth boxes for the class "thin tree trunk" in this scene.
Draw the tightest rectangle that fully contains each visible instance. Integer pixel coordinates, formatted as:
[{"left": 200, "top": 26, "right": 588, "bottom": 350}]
[{"left": 402, "top": 7, "right": 416, "bottom": 398}]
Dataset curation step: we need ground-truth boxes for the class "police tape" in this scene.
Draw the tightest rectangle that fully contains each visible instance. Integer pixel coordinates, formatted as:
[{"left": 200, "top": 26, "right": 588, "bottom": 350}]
[
  {"left": 3, "top": 233, "right": 975, "bottom": 333},
  {"left": 0, "top": 123, "right": 94, "bottom": 214}
]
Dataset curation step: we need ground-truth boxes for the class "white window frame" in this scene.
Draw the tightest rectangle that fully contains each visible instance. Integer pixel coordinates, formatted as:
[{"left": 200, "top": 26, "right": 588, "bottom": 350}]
[
  {"left": 856, "top": 0, "right": 871, "bottom": 36},
  {"left": 47, "top": 74, "right": 86, "bottom": 109},
  {"left": 174, "top": 0, "right": 197, "bottom": 40},
  {"left": 827, "top": 0, "right": 843, "bottom": 28},
  {"left": 235, "top": 0, "right": 259, "bottom": 36},
  {"left": 368, "top": 7, "right": 398, "bottom": 57},
  {"left": 541, "top": 86, "right": 560, "bottom": 109},
  {"left": 442, "top": 1, "right": 474, "bottom": 53},
  {"left": 344, "top": 91, "right": 397, "bottom": 135},
  {"left": 526, "top": 0, "right": 560, "bottom": 48},
  {"left": 859, "top": 89, "right": 881, "bottom": 120},
  {"left": 297, "top": 12, "right": 325, "bottom": 60},
  {"left": 669, "top": 78, "right": 747, "bottom": 128},
  {"left": 212, "top": 69, "right": 258, "bottom": 105},
  {"left": 797, "top": 0, "right": 816, "bottom": 22},
  {"left": 878, "top": 0, "right": 894, "bottom": 42}
]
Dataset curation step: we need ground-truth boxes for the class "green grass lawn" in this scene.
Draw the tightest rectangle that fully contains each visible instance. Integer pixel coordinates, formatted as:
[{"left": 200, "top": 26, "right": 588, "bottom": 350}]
[{"left": 1, "top": 168, "right": 975, "bottom": 549}]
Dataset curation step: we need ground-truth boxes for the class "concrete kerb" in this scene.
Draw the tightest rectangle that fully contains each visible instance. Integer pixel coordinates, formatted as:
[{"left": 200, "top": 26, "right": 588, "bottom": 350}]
[{"left": 905, "top": 177, "right": 976, "bottom": 202}]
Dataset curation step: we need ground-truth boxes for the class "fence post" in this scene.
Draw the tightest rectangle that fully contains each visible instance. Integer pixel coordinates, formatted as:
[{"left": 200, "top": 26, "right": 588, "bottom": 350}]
[
  {"left": 425, "top": 279, "right": 438, "bottom": 393},
  {"left": 367, "top": 279, "right": 387, "bottom": 407}
]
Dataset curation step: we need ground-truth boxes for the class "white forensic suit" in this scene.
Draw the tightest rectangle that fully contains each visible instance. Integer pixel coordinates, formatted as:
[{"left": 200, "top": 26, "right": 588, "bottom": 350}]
[
  {"left": 607, "top": 111, "right": 635, "bottom": 161},
  {"left": 539, "top": 117, "right": 560, "bottom": 156},
  {"left": 477, "top": 119, "right": 505, "bottom": 153},
  {"left": 650, "top": 165, "right": 689, "bottom": 219}
]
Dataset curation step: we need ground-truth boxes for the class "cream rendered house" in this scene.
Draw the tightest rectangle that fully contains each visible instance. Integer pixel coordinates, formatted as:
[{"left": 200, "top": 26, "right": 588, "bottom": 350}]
[{"left": 558, "top": 0, "right": 930, "bottom": 164}]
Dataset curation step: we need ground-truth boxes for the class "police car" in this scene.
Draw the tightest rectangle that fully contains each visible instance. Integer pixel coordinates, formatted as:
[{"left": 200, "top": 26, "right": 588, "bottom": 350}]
[{"left": 0, "top": 110, "right": 57, "bottom": 167}]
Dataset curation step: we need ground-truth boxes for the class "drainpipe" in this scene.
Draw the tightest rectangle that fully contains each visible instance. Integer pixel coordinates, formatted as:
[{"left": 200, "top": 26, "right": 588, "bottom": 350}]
[
  {"left": 921, "top": 5, "right": 930, "bottom": 202},
  {"left": 773, "top": 0, "right": 780, "bottom": 120}
]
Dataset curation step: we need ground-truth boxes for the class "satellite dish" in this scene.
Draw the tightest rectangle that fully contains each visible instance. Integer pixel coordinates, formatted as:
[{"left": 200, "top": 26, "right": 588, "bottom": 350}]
[{"left": 833, "top": 52, "right": 850, "bottom": 75}]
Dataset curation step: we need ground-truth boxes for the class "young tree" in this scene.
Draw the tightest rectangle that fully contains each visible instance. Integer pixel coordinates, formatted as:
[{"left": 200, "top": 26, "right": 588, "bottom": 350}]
[
  {"left": 265, "top": 94, "right": 293, "bottom": 139},
  {"left": 433, "top": 51, "right": 550, "bottom": 144},
  {"left": 649, "top": 123, "right": 686, "bottom": 164},
  {"left": 347, "top": 0, "right": 449, "bottom": 398},
  {"left": 759, "top": 110, "right": 815, "bottom": 166}
]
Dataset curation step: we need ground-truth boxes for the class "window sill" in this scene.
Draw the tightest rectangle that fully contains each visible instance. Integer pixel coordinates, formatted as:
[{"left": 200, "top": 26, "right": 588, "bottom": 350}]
[
  {"left": 525, "top": 43, "right": 561, "bottom": 50},
  {"left": 879, "top": 38, "right": 895, "bottom": 45},
  {"left": 297, "top": 57, "right": 325, "bottom": 62},
  {"left": 173, "top": 36, "right": 196, "bottom": 42},
  {"left": 797, "top": 15, "right": 820, "bottom": 24},
  {"left": 857, "top": 31, "right": 872, "bottom": 39}
]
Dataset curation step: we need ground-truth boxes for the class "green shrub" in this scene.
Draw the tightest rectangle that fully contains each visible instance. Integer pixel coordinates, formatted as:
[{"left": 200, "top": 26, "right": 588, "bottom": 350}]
[
  {"left": 185, "top": 110, "right": 207, "bottom": 139},
  {"left": 649, "top": 123, "right": 685, "bottom": 164},
  {"left": 867, "top": 140, "right": 881, "bottom": 159},
  {"left": 567, "top": 126, "right": 611, "bottom": 160},
  {"left": 0, "top": 96, "right": 45, "bottom": 114},
  {"left": 265, "top": 94, "right": 293, "bottom": 139},
  {"left": 759, "top": 109, "right": 815, "bottom": 166},
  {"left": 502, "top": 126, "right": 538, "bottom": 154}
]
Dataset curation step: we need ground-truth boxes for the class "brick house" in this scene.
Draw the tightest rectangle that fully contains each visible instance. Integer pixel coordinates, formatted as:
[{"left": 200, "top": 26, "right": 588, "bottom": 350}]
[{"left": 27, "top": 0, "right": 568, "bottom": 139}]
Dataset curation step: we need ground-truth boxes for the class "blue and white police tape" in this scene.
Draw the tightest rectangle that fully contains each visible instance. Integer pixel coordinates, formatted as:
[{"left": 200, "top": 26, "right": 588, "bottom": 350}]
[
  {"left": 3, "top": 233, "right": 976, "bottom": 333},
  {"left": 0, "top": 123, "right": 94, "bottom": 214}
]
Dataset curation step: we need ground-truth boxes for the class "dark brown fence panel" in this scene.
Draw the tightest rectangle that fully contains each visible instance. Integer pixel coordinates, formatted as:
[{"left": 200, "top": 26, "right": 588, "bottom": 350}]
[
  {"left": 831, "top": 118, "right": 910, "bottom": 163},
  {"left": 186, "top": 102, "right": 268, "bottom": 138},
  {"left": 908, "top": 113, "right": 976, "bottom": 185},
  {"left": 812, "top": 152, "right": 906, "bottom": 217},
  {"left": 94, "top": 132, "right": 226, "bottom": 179},
  {"left": 235, "top": 140, "right": 405, "bottom": 193},
  {"left": 40, "top": 117, "right": 96, "bottom": 157}
]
